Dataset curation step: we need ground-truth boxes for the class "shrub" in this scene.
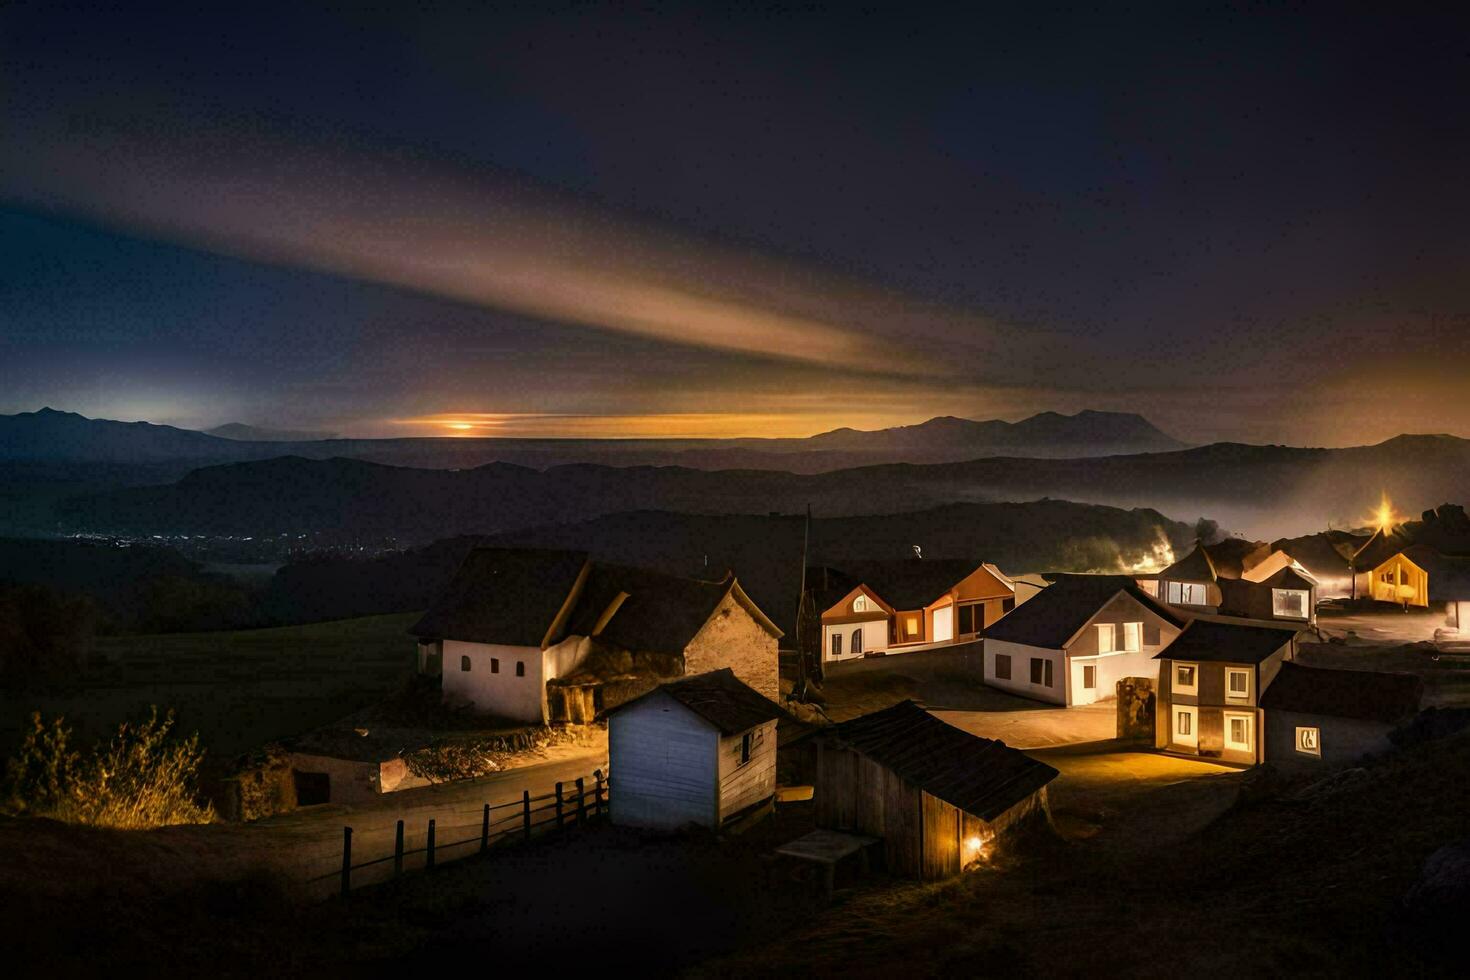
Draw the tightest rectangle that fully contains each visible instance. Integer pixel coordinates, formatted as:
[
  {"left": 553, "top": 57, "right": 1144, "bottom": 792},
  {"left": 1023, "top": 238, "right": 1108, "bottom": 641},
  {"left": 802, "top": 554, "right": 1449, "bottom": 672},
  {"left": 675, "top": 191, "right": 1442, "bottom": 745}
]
[{"left": 4, "top": 708, "right": 215, "bottom": 828}]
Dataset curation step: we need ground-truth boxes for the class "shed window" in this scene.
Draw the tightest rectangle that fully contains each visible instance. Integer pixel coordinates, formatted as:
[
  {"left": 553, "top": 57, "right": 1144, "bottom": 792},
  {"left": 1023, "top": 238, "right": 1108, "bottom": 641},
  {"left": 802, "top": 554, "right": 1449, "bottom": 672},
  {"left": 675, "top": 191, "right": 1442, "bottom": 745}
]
[
  {"left": 1272, "top": 589, "right": 1309, "bottom": 619},
  {"left": 995, "top": 653, "right": 1011, "bottom": 680},
  {"left": 830, "top": 632, "right": 842, "bottom": 659},
  {"left": 515, "top": 661, "right": 525, "bottom": 677},
  {"left": 739, "top": 731, "right": 753, "bottom": 765},
  {"left": 851, "top": 629, "right": 864, "bottom": 654},
  {"left": 1296, "top": 726, "right": 1321, "bottom": 757},
  {"left": 460, "top": 655, "right": 471, "bottom": 672},
  {"left": 491, "top": 658, "right": 500, "bottom": 674},
  {"left": 1030, "top": 657, "right": 1053, "bottom": 687}
]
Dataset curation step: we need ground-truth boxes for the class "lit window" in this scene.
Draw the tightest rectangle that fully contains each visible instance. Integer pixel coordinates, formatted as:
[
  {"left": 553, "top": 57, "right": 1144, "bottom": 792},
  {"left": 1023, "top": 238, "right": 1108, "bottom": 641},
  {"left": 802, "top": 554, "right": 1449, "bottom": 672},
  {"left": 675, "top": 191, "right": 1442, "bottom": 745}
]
[
  {"left": 1272, "top": 589, "right": 1309, "bottom": 619},
  {"left": 1123, "top": 622, "right": 1142, "bottom": 652},
  {"left": 1096, "top": 623, "right": 1116, "bottom": 653},
  {"left": 460, "top": 655, "right": 471, "bottom": 672},
  {"left": 1296, "top": 726, "right": 1321, "bottom": 757},
  {"left": 1177, "top": 711, "right": 1192, "bottom": 736},
  {"left": 1226, "top": 668, "right": 1249, "bottom": 698},
  {"left": 1167, "top": 582, "right": 1209, "bottom": 605},
  {"left": 904, "top": 615, "right": 920, "bottom": 637},
  {"left": 1174, "top": 663, "right": 1198, "bottom": 694},
  {"left": 1139, "top": 580, "right": 1159, "bottom": 597},
  {"left": 830, "top": 632, "right": 843, "bottom": 659},
  {"left": 1224, "top": 712, "right": 1253, "bottom": 751},
  {"left": 851, "top": 629, "right": 864, "bottom": 654}
]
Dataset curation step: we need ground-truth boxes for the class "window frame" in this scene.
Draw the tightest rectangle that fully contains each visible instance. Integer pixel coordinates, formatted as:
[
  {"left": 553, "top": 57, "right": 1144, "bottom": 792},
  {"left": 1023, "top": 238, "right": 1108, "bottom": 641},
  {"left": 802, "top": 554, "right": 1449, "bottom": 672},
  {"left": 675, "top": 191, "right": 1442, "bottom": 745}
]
[
  {"left": 460, "top": 655, "right": 471, "bottom": 672},
  {"left": 515, "top": 660, "right": 525, "bottom": 677},
  {"left": 852, "top": 594, "right": 868, "bottom": 613},
  {"left": 1223, "top": 711, "right": 1254, "bottom": 753},
  {"left": 830, "top": 631, "right": 843, "bottom": 659},
  {"left": 1083, "top": 664, "right": 1097, "bottom": 690},
  {"left": 851, "top": 628, "right": 864, "bottom": 655},
  {"left": 1225, "top": 667, "right": 1250, "bottom": 700},
  {"left": 1096, "top": 623, "right": 1116, "bottom": 654},
  {"left": 1295, "top": 726, "right": 1321, "bottom": 757},
  {"left": 739, "top": 731, "right": 753, "bottom": 766},
  {"left": 1173, "top": 662, "right": 1199, "bottom": 695},
  {"left": 491, "top": 657, "right": 500, "bottom": 674},
  {"left": 1271, "top": 588, "right": 1309, "bottom": 619},
  {"left": 994, "top": 653, "right": 1011, "bottom": 680}
]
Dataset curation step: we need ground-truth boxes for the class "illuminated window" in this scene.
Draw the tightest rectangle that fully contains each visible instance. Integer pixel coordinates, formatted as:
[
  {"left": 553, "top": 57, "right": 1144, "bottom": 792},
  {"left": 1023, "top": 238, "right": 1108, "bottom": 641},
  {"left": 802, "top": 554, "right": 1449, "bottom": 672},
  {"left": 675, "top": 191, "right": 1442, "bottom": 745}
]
[
  {"left": 1272, "top": 589, "right": 1309, "bottom": 619},
  {"left": 995, "top": 653, "right": 1011, "bottom": 680},
  {"left": 1296, "top": 726, "right": 1321, "bottom": 756},
  {"left": 1096, "top": 623, "right": 1116, "bottom": 653},
  {"left": 515, "top": 661, "right": 525, "bottom": 677},
  {"left": 1172, "top": 706, "right": 1196, "bottom": 746},
  {"left": 904, "top": 615, "right": 920, "bottom": 638},
  {"left": 1226, "top": 668, "right": 1249, "bottom": 699},
  {"left": 1174, "top": 663, "right": 1198, "bottom": 694},
  {"left": 491, "top": 658, "right": 500, "bottom": 673},
  {"left": 851, "top": 629, "right": 864, "bottom": 654},
  {"left": 1099, "top": 620, "right": 1144, "bottom": 653},
  {"left": 1166, "top": 582, "right": 1209, "bottom": 605},
  {"left": 1139, "top": 580, "right": 1159, "bottom": 597},
  {"left": 1177, "top": 711, "right": 1192, "bottom": 736},
  {"left": 830, "top": 632, "right": 843, "bottom": 659},
  {"left": 460, "top": 655, "right": 471, "bottom": 672},
  {"left": 1224, "top": 712, "right": 1253, "bottom": 752},
  {"left": 853, "top": 595, "right": 868, "bottom": 613},
  {"left": 1083, "top": 665, "right": 1096, "bottom": 690}
]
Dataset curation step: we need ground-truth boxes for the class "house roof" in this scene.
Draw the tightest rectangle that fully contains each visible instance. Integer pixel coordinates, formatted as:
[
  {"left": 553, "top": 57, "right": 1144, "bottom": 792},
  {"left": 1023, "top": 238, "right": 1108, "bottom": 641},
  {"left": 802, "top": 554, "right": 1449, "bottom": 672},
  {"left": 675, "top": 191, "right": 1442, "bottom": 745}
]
[
  {"left": 826, "top": 701, "right": 1058, "bottom": 821},
  {"left": 1206, "top": 538, "right": 1267, "bottom": 579},
  {"left": 1261, "top": 564, "right": 1318, "bottom": 591},
  {"left": 569, "top": 562, "right": 747, "bottom": 656},
  {"left": 1351, "top": 526, "right": 1415, "bottom": 570},
  {"left": 983, "top": 574, "right": 1184, "bottom": 650},
  {"left": 1153, "top": 619, "right": 1300, "bottom": 664},
  {"left": 409, "top": 547, "right": 589, "bottom": 646},
  {"left": 813, "top": 558, "right": 1008, "bottom": 612},
  {"left": 1401, "top": 544, "right": 1470, "bottom": 602},
  {"left": 1259, "top": 661, "right": 1423, "bottom": 724},
  {"left": 612, "top": 668, "right": 784, "bottom": 735},
  {"left": 1159, "top": 542, "right": 1218, "bottom": 583}
]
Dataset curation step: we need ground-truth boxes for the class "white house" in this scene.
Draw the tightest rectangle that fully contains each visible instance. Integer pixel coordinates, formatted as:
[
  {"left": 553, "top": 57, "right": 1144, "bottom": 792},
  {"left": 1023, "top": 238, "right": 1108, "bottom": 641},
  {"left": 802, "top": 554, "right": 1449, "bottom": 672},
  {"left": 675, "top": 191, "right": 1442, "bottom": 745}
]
[
  {"left": 410, "top": 548, "right": 783, "bottom": 723},
  {"left": 607, "top": 669, "right": 782, "bottom": 831},
  {"left": 981, "top": 575, "right": 1185, "bottom": 706}
]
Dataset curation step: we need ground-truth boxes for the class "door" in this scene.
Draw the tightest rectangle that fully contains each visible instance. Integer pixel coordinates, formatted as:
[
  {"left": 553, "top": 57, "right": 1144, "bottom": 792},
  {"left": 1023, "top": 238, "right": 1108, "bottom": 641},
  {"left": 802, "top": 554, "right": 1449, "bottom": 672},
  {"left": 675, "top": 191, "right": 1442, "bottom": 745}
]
[{"left": 932, "top": 605, "right": 954, "bottom": 643}]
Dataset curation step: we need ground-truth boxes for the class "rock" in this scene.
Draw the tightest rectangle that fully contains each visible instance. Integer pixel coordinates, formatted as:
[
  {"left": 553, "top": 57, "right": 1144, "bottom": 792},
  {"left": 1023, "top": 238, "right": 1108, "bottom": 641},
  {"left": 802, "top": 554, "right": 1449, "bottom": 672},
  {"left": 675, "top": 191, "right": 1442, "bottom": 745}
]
[{"left": 1404, "top": 840, "right": 1470, "bottom": 913}]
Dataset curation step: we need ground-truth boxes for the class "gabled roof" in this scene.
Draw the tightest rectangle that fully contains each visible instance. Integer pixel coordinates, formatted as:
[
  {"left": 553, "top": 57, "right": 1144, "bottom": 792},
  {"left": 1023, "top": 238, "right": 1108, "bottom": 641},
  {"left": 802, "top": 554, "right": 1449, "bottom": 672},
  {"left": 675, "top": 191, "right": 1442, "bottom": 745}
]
[
  {"left": 812, "top": 558, "right": 1009, "bottom": 612},
  {"left": 1351, "top": 526, "right": 1415, "bottom": 570},
  {"left": 1159, "top": 542, "right": 1218, "bottom": 583},
  {"left": 1153, "top": 619, "right": 1300, "bottom": 664},
  {"left": 611, "top": 668, "right": 784, "bottom": 735},
  {"left": 569, "top": 562, "right": 746, "bottom": 656},
  {"left": 410, "top": 547, "right": 589, "bottom": 646},
  {"left": 983, "top": 574, "right": 1184, "bottom": 650},
  {"left": 1260, "top": 563, "right": 1318, "bottom": 590},
  {"left": 1260, "top": 661, "right": 1423, "bottom": 723},
  {"left": 826, "top": 701, "right": 1058, "bottom": 821}
]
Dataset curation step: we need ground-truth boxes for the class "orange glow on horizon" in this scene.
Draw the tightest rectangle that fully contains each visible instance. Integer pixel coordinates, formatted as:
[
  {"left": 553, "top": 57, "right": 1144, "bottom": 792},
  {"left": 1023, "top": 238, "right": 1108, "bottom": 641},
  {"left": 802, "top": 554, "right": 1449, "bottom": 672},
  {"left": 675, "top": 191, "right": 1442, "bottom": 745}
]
[{"left": 390, "top": 411, "right": 925, "bottom": 440}]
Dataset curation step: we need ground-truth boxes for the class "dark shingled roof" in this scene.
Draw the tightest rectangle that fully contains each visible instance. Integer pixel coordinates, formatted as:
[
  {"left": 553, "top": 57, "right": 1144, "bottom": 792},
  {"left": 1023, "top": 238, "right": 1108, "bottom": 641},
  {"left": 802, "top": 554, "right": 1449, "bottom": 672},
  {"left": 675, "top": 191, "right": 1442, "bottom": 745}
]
[
  {"left": 1153, "top": 618, "right": 1300, "bottom": 664},
  {"left": 983, "top": 574, "right": 1184, "bottom": 649},
  {"left": 1260, "top": 661, "right": 1423, "bottom": 723},
  {"left": 827, "top": 701, "right": 1058, "bottom": 821},
  {"left": 812, "top": 558, "right": 1005, "bottom": 611},
  {"left": 410, "top": 547, "right": 588, "bottom": 646},
  {"left": 615, "top": 668, "right": 784, "bottom": 735},
  {"left": 569, "top": 562, "right": 736, "bottom": 656},
  {"left": 1402, "top": 544, "right": 1470, "bottom": 602},
  {"left": 1351, "top": 526, "right": 1415, "bottom": 570},
  {"left": 1159, "top": 542, "right": 1218, "bottom": 583}
]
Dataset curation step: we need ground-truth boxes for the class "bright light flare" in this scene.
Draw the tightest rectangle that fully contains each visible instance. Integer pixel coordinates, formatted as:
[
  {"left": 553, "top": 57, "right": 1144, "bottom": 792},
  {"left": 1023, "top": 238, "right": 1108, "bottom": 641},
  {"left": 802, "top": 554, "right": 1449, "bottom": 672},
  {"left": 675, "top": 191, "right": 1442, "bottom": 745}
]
[{"left": 1365, "top": 491, "right": 1407, "bottom": 534}]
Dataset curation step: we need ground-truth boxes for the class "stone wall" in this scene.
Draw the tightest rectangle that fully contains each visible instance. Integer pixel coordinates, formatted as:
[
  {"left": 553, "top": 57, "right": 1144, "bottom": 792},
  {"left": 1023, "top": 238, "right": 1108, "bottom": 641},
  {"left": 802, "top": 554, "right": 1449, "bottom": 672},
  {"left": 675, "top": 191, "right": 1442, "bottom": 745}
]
[{"left": 684, "top": 591, "right": 781, "bottom": 700}]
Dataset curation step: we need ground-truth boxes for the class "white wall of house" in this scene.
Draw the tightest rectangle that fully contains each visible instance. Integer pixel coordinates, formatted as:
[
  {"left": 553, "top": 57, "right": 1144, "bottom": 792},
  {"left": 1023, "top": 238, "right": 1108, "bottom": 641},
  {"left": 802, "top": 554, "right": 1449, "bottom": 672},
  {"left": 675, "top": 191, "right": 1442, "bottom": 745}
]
[
  {"left": 984, "top": 639, "right": 1067, "bottom": 706},
  {"left": 609, "top": 691, "right": 720, "bottom": 829},
  {"left": 442, "top": 639, "right": 546, "bottom": 723},
  {"left": 932, "top": 604, "right": 954, "bottom": 643},
  {"left": 1068, "top": 649, "right": 1159, "bottom": 706},
  {"left": 823, "top": 619, "right": 889, "bottom": 662}
]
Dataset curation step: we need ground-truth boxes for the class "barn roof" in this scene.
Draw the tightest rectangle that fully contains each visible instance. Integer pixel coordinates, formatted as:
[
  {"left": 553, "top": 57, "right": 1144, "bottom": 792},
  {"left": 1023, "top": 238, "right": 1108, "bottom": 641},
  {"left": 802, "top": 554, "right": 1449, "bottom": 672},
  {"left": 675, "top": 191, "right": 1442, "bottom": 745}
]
[
  {"left": 613, "top": 668, "right": 784, "bottom": 735},
  {"left": 827, "top": 701, "right": 1057, "bottom": 821},
  {"left": 1153, "top": 619, "right": 1300, "bottom": 664},
  {"left": 1260, "top": 661, "right": 1423, "bottom": 724},
  {"left": 1159, "top": 542, "right": 1218, "bottom": 583},
  {"left": 409, "top": 547, "right": 589, "bottom": 646},
  {"left": 983, "top": 574, "right": 1183, "bottom": 650}
]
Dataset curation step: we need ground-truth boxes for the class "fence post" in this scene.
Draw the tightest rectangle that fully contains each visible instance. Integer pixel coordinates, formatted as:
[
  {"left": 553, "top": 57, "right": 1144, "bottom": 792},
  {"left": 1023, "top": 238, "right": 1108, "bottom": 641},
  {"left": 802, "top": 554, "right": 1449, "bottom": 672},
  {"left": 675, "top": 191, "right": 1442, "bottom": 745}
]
[
  {"left": 522, "top": 790, "right": 532, "bottom": 840},
  {"left": 594, "top": 769, "right": 604, "bottom": 818},
  {"left": 481, "top": 803, "right": 490, "bottom": 852},
  {"left": 426, "top": 818, "right": 436, "bottom": 869},
  {"left": 340, "top": 826, "right": 353, "bottom": 898},
  {"left": 393, "top": 819, "right": 404, "bottom": 877},
  {"left": 576, "top": 776, "right": 587, "bottom": 826},
  {"left": 555, "top": 781, "right": 565, "bottom": 830}
]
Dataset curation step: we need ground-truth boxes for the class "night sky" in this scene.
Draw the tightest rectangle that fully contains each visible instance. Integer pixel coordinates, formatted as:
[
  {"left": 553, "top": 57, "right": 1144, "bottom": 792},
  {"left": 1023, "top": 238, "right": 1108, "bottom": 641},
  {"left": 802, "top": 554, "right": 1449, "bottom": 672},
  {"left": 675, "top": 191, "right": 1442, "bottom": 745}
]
[{"left": 3, "top": 3, "right": 1469, "bottom": 444}]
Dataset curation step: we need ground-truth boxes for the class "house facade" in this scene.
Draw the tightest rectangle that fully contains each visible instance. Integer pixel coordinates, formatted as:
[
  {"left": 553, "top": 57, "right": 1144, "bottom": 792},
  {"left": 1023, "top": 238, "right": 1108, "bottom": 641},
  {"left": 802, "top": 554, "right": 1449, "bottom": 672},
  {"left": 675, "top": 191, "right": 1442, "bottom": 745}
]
[
  {"left": 981, "top": 575, "right": 1185, "bottom": 706},
  {"left": 608, "top": 669, "right": 782, "bottom": 831},
  {"left": 815, "top": 700, "right": 1057, "bottom": 879},
  {"left": 1260, "top": 661, "right": 1423, "bottom": 765},
  {"left": 812, "top": 559, "right": 1015, "bottom": 667},
  {"left": 1153, "top": 619, "right": 1301, "bottom": 765},
  {"left": 411, "top": 548, "right": 783, "bottom": 723}
]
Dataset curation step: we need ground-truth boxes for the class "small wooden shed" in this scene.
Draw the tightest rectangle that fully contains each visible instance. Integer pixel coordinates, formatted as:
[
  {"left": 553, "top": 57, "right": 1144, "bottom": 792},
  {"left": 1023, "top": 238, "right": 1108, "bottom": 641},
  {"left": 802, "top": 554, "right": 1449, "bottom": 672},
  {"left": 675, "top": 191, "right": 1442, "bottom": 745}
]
[
  {"left": 608, "top": 668, "right": 783, "bottom": 831},
  {"left": 816, "top": 700, "right": 1058, "bottom": 879}
]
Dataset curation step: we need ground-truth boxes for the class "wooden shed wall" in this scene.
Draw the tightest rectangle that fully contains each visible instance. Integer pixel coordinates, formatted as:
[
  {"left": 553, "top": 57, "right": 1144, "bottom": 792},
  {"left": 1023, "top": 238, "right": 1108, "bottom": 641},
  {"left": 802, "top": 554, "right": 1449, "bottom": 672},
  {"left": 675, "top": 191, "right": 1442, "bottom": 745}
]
[
  {"left": 717, "top": 719, "right": 778, "bottom": 822},
  {"left": 608, "top": 691, "right": 719, "bottom": 830}
]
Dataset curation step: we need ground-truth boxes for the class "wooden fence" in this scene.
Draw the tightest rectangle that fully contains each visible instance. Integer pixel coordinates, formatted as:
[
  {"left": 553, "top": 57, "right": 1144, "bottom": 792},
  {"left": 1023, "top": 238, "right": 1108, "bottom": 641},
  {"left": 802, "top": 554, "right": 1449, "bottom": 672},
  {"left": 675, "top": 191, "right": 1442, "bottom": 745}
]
[{"left": 313, "top": 769, "right": 609, "bottom": 897}]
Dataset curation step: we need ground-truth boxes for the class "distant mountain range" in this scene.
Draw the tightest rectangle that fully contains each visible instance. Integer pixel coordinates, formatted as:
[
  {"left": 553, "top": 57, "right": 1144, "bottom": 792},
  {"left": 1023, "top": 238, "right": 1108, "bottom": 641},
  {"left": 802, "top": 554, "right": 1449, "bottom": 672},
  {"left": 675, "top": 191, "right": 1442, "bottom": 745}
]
[{"left": 0, "top": 407, "right": 1184, "bottom": 471}]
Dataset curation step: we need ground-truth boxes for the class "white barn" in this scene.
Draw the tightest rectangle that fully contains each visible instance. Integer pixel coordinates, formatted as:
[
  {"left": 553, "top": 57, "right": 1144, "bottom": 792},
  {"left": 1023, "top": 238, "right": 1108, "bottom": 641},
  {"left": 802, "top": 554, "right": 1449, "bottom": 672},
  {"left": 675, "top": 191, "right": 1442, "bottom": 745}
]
[{"left": 607, "top": 669, "right": 783, "bottom": 831}]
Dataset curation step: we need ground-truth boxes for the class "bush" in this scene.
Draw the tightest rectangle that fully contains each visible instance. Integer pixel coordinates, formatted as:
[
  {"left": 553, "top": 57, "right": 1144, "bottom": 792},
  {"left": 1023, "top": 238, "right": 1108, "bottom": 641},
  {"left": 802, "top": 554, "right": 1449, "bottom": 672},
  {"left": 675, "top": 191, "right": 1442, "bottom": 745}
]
[{"left": 4, "top": 708, "right": 215, "bottom": 828}]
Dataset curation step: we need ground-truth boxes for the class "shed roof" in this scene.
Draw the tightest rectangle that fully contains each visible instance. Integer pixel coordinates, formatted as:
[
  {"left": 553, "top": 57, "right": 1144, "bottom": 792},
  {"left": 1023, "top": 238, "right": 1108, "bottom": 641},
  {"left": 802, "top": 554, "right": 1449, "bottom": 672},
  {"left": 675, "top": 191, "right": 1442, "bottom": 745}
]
[
  {"left": 1153, "top": 619, "right": 1300, "bottom": 664},
  {"left": 1159, "top": 542, "right": 1218, "bottom": 583},
  {"left": 826, "top": 701, "right": 1058, "bottom": 821},
  {"left": 612, "top": 668, "right": 784, "bottom": 735},
  {"left": 409, "top": 547, "right": 588, "bottom": 646},
  {"left": 982, "top": 574, "right": 1183, "bottom": 650},
  {"left": 1260, "top": 661, "right": 1423, "bottom": 723}
]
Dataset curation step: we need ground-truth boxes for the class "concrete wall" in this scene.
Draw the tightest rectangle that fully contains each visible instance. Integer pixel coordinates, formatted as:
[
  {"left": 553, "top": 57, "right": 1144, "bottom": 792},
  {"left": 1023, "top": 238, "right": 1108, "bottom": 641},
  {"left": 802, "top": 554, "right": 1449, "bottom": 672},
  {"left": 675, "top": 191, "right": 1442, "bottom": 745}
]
[
  {"left": 717, "top": 719, "right": 778, "bottom": 821},
  {"left": 442, "top": 639, "right": 546, "bottom": 723},
  {"left": 288, "top": 752, "right": 383, "bottom": 805},
  {"left": 984, "top": 640, "right": 1067, "bottom": 705},
  {"left": 609, "top": 691, "right": 719, "bottom": 829},
  {"left": 684, "top": 590, "right": 780, "bottom": 701},
  {"left": 1264, "top": 709, "right": 1396, "bottom": 766}
]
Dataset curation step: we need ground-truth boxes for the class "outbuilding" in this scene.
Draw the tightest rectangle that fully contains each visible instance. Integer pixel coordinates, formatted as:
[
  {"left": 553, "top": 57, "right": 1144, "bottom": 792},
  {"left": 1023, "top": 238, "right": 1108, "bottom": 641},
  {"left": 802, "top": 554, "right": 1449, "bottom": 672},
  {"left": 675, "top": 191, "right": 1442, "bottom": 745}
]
[
  {"left": 1260, "top": 661, "right": 1423, "bottom": 765},
  {"left": 815, "top": 700, "right": 1058, "bottom": 879},
  {"left": 607, "top": 669, "right": 783, "bottom": 831}
]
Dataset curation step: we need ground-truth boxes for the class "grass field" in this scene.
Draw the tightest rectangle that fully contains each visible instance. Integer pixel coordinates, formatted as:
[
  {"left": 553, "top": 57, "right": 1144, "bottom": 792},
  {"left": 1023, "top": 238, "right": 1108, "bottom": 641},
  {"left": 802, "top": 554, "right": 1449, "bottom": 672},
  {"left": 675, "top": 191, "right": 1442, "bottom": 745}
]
[{"left": 0, "top": 613, "right": 420, "bottom": 764}]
